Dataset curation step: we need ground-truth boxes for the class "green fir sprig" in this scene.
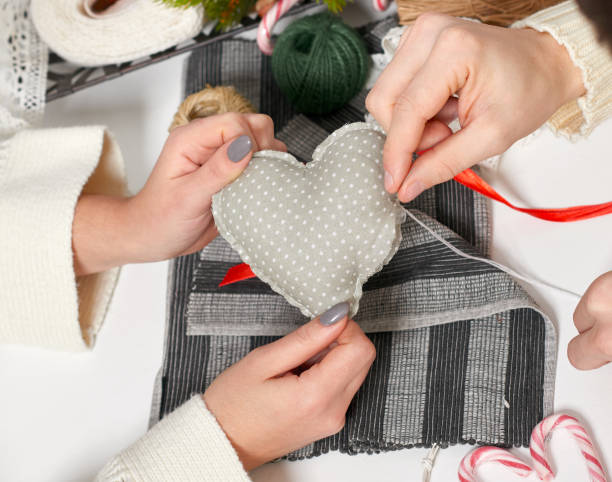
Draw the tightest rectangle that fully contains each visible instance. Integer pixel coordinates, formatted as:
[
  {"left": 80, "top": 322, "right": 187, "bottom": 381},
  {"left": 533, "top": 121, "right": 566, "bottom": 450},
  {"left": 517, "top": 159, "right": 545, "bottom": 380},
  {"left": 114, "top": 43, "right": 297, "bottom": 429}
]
[
  {"left": 160, "top": 0, "right": 255, "bottom": 29},
  {"left": 160, "top": 0, "right": 349, "bottom": 30},
  {"left": 319, "top": 0, "right": 347, "bottom": 14}
]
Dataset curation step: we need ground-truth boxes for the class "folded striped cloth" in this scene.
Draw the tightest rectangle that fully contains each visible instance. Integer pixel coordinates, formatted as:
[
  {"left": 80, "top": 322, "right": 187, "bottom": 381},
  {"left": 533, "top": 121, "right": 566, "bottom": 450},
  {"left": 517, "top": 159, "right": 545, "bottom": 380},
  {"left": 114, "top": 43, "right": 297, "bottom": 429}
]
[{"left": 149, "top": 16, "right": 556, "bottom": 457}]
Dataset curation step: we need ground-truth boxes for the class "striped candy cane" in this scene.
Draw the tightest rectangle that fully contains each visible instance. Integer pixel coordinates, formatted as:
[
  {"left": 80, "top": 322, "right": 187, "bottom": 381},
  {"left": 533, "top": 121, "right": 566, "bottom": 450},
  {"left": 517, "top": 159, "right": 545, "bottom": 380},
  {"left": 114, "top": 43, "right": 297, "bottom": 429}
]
[
  {"left": 458, "top": 413, "right": 607, "bottom": 482},
  {"left": 458, "top": 447, "right": 534, "bottom": 482},
  {"left": 531, "top": 414, "right": 606, "bottom": 482},
  {"left": 256, "top": 0, "right": 300, "bottom": 55},
  {"left": 373, "top": 0, "right": 390, "bottom": 12}
]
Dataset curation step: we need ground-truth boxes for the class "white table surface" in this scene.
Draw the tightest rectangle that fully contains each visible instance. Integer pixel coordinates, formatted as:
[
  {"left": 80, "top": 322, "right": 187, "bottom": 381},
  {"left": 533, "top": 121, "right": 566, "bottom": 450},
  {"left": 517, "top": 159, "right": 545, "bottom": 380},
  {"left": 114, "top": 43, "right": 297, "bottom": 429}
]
[{"left": 1, "top": 5, "right": 612, "bottom": 481}]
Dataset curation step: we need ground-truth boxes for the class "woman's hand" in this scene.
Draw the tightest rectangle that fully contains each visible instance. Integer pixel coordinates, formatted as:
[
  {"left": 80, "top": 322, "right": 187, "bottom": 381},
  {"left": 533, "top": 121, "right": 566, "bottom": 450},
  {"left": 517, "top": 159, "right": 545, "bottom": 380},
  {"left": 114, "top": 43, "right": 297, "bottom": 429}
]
[
  {"left": 568, "top": 272, "right": 612, "bottom": 370},
  {"left": 366, "top": 13, "right": 586, "bottom": 202},
  {"left": 203, "top": 302, "right": 376, "bottom": 470},
  {"left": 73, "top": 113, "right": 286, "bottom": 275}
]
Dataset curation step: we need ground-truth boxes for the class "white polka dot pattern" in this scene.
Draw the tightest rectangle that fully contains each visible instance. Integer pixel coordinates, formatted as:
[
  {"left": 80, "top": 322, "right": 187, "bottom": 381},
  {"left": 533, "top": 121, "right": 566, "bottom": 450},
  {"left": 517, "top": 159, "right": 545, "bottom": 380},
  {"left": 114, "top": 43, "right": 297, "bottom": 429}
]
[{"left": 212, "top": 122, "right": 406, "bottom": 318}]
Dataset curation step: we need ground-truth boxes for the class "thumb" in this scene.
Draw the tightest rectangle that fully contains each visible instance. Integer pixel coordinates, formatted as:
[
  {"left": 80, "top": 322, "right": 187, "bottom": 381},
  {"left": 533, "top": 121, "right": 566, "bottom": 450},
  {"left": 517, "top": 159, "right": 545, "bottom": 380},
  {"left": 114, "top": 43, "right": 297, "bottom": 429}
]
[
  {"left": 397, "top": 120, "right": 502, "bottom": 203},
  {"left": 188, "top": 134, "right": 255, "bottom": 207},
  {"left": 248, "top": 302, "right": 350, "bottom": 379}
]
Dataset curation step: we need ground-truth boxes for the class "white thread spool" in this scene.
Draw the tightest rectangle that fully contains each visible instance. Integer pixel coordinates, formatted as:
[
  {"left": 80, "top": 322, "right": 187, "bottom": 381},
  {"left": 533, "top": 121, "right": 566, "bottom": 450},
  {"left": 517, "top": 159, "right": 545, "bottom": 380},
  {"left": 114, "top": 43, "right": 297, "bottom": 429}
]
[
  {"left": 82, "top": 0, "right": 138, "bottom": 18},
  {"left": 31, "top": 0, "right": 204, "bottom": 66}
]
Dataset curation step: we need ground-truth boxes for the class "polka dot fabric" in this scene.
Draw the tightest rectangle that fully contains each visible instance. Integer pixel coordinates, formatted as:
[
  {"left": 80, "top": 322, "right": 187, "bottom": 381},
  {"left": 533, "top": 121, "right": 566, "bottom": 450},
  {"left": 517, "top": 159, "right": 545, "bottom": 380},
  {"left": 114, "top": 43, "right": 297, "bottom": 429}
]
[{"left": 212, "top": 122, "right": 406, "bottom": 318}]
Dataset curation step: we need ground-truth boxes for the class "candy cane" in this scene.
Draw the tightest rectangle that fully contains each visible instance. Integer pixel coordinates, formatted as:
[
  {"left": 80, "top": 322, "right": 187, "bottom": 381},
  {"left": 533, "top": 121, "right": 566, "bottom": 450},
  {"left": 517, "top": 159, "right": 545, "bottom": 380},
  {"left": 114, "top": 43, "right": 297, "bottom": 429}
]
[
  {"left": 458, "top": 446, "right": 534, "bottom": 482},
  {"left": 373, "top": 0, "right": 390, "bottom": 12},
  {"left": 458, "top": 413, "right": 607, "bottom": 482},
  {"left": 531, "top": 414, "right": 606, "bottom": 482},
  {"left": 256, "top": 0, "right": 300, "bottom": 55}
]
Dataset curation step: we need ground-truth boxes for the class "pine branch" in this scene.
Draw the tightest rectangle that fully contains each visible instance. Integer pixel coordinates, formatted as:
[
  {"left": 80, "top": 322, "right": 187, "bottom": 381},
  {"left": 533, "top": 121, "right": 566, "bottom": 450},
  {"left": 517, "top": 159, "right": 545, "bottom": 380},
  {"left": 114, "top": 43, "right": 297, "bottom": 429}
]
[
  {"left": 159, "top": 0, "right": 351, "bottom": 29},
  {"left": 159, "top": 0, "right": 203, "bottom": 7},
  {"left": 321, "top": 0, "right": 348, "bottom": 14}
]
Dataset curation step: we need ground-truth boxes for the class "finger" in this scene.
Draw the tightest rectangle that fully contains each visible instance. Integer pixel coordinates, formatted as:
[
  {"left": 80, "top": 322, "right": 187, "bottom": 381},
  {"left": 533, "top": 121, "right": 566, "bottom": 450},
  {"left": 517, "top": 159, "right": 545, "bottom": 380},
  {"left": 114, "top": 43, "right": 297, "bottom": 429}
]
[
  {"left": 161, "top": 114, "right": 260, "bottom": 178},
  {"left": 243, "top": 113, "right": 287, "bottom": 152},
  {"left": 342, "top": 356, "right": 374, "bottom": 402},
  {"left": 185, "top": 133, "right": 256, "bottom": 210},
  {"left": 417, "top": 119, "right": 453, "bottom": 152},
  {"left": 382, "top": 53, "right": 467, "bottom": 194},
  {"left": 573, "top": 294, "right": 597, "bottom": 334},
  {"left": 300, "top": 342, "right": 338, "bottom": 370},
  {"left": 246, "top": 302, "right": 350, "bottom": 378},
  {"left": 301, "top": 321, "right": 376, "bottom": 398},
  {"left": 573, "top": 272, "right": 612, "bottom": 333},
  {"left": 366, "top": 13, "right": 457, "bottom": 131},
  {"left": 397, "top": 119, "right": 501, "bottom": 202},
  {"left": 567, "top": 326, "right": 612, "bottom": 370},
  {"left": 434, "top": 97, "right": 458, "bottom": 124}
]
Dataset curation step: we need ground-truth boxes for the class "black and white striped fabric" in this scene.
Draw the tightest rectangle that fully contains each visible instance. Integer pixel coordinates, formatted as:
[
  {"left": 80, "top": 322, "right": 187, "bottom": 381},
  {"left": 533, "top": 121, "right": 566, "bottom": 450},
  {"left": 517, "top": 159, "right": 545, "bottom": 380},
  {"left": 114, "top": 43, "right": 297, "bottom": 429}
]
[{"left": 150, "top": 16, "right": 556, "bottom": 456}]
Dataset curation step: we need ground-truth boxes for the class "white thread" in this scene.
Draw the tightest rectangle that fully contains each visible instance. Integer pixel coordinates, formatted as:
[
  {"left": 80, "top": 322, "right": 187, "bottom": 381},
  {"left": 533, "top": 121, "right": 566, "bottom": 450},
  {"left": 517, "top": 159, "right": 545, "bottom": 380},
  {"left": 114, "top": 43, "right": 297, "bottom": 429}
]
[
  {"left": 404, "top": 209, "right": 581, "bottom": 300},
  {"left": 422, "top": 443, "right": 440, "bottom": 482}
]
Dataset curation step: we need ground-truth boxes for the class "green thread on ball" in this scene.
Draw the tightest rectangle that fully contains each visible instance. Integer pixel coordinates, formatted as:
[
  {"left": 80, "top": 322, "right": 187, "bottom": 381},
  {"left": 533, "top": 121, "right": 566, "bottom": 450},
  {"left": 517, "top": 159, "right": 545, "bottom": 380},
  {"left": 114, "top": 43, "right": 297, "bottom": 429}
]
[{"left": 271, "top": 13, "right": 370, "bottom": 115}]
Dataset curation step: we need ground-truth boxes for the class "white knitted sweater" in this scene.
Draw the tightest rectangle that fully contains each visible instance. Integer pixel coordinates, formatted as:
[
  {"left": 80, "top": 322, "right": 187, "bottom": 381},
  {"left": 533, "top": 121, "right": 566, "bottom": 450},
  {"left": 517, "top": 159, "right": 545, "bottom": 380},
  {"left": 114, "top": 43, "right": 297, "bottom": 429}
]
[{"left": 0, "top": 1, "right": 609, "bottom": 480}]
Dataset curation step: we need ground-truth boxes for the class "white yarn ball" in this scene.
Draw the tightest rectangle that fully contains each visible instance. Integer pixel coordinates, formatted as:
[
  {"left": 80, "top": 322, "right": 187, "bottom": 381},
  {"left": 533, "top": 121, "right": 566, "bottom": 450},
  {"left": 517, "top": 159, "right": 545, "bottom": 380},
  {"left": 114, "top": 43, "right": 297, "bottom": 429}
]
[{"left": 31, "top": 0, "right": 204, "bottom": 66}]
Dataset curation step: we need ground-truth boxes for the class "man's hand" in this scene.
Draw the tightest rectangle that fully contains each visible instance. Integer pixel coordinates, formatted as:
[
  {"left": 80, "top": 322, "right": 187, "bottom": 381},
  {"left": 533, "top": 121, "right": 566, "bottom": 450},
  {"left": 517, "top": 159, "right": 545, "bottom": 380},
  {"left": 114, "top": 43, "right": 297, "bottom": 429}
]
[
  {"left": 568, "top": 271, "right": 612, "bottom": 370},
  {"left": 72, "top": 113, "right": 286, "bottom": 275},
  {"left": 203, "top": 302, "right": 376, "bottom": 470},
  {"left": 366, "top": 13, "right": 585, "bottom": 202}
]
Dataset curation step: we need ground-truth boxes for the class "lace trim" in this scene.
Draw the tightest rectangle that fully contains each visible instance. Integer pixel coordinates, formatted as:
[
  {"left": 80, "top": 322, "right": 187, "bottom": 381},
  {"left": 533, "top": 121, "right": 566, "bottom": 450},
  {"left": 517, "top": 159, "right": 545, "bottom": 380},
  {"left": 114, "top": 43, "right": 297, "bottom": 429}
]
[{"left": 1, "top": 0, "right": 48, "bottom": 139}]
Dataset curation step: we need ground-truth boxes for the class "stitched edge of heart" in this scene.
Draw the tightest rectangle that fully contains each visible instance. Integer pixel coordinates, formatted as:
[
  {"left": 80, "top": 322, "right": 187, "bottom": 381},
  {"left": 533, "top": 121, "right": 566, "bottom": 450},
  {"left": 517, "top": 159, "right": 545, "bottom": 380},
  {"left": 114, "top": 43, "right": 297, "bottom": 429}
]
[{"left": 212, "top": 122, "right": 406, "bottom": 318}]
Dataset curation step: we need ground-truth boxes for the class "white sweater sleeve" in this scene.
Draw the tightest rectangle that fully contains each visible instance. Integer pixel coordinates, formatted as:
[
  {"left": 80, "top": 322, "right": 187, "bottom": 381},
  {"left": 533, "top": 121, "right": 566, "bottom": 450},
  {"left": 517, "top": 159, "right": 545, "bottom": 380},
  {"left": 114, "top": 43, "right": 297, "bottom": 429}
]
[
  {"left": 0, "top": 126, "right": 127, "bottom": 351},
  {"left": 96, "top": 396, "right": 251, "bottom": 482},
  {"left": 513, "top": 1, "right": 612, "bottom": 138}
]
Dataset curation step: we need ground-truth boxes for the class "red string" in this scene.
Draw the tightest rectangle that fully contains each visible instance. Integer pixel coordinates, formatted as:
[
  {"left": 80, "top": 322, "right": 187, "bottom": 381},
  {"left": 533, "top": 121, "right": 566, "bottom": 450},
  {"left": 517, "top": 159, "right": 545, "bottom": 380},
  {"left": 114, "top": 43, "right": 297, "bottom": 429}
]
[{"left": 219, "top": 167, "right": 612, "bottom": 286}]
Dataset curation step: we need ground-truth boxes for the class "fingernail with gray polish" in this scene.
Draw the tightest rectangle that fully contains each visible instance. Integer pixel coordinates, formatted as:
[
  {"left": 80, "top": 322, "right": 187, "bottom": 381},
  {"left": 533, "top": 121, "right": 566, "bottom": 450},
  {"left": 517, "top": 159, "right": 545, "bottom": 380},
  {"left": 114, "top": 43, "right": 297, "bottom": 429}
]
[
  {"left": 320, "top": 302, "right": 350, "bottom": 326},
  {"left": 228, "top": 135, "right": 252, "bottom": 162}
]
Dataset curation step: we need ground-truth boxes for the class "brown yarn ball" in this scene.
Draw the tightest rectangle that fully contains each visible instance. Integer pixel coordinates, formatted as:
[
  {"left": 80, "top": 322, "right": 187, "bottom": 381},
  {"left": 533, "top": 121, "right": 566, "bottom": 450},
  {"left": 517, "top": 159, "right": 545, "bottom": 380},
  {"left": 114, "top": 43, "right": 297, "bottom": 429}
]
[
  {"left": 169, "top": 85, "right": 256, "bottom": 132},
  {"left": 396, "top": 0, "right": 564, "bottom": 26}
]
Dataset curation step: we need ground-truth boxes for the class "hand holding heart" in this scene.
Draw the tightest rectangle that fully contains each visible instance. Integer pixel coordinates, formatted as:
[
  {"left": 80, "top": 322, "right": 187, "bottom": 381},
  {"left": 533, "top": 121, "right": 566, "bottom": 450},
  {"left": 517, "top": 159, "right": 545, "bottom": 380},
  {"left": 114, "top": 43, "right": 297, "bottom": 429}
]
[
  {"left": 72, "top": 113, "right": 286, "bottom": 275},
  {"left": 366, "top": 13, "right": 586, "bottom": 203},
  {"left": 204, "top": 306, "right": 376, "bottom": 470}
]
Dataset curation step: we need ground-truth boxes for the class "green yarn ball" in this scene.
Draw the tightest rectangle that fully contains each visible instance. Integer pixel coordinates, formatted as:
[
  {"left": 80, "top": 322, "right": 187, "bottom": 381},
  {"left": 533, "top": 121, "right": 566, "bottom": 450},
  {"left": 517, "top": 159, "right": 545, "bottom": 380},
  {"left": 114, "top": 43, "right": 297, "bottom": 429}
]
[{"left": 271, "top": 13, "right": 370, "bottom": 115}]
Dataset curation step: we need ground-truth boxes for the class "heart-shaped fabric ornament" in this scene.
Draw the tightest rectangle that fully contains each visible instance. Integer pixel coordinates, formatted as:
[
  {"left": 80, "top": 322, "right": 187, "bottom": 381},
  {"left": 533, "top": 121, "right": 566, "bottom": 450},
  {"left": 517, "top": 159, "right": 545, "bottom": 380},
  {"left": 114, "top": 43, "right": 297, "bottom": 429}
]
[{"left": 212, "top": 122, "right": 406, "bottom": 318}]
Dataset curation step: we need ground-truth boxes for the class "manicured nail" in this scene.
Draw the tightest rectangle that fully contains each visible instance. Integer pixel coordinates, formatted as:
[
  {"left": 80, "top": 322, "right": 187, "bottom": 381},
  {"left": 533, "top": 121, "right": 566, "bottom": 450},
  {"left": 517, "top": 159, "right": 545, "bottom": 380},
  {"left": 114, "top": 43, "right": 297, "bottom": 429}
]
[
  {"left": 320, "top": 302, "right": 349, "bottom": 326},
  {"left": 227, "top": 135, "right": 252, "bottom": 162},
  {"left": 384, "top": 170, "right": 394, "bottom": 192},
  {"left": 401, "top": 180, "right": 425, "bottom": 202}
]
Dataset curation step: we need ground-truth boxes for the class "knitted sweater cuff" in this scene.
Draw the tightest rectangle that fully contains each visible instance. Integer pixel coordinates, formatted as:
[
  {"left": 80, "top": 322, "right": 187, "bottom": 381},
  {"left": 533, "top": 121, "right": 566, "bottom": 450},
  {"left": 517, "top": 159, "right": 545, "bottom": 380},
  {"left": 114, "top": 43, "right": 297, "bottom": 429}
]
[
  {"left": 512, "top": 1, "right": 612, "bottom": 139},
  {"left": 0, "top": 126, "right": 127, "bottom": 351},
  {"left": 96, "top": 396, "right": 251, "bottom": 482}
]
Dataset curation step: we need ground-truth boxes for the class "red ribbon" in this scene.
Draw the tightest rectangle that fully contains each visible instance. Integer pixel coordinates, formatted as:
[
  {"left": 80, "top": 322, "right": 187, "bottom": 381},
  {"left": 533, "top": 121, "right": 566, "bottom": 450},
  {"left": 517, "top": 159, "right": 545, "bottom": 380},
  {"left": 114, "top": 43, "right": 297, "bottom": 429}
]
[
  {"left": 219, "top": 168, "right": 612, "bottom": 286},
  {"left": 454, "top": 168, "right": 612, "bottom": 222},
  {"left": 219, "top": 262, "right": 257, "bottom": 286}
]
